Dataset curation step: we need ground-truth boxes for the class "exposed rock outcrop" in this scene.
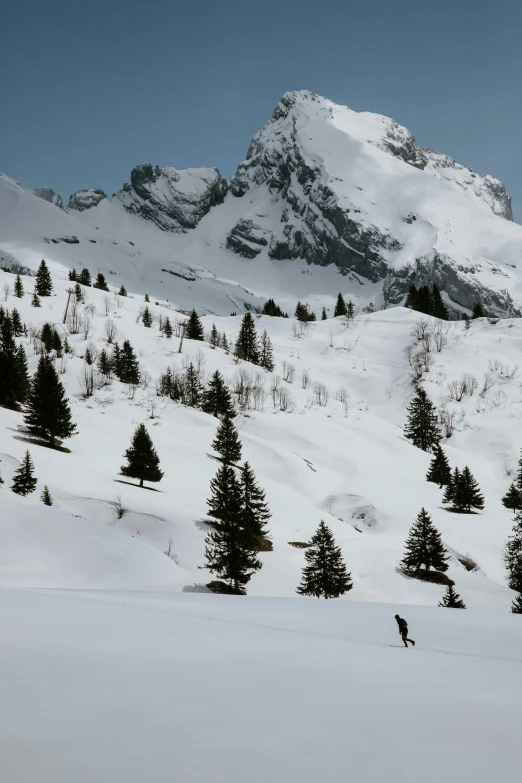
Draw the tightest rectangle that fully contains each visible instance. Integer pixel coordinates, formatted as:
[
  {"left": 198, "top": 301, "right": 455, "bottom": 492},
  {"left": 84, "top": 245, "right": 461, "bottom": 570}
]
[
  {"left": 33, "top": 187, "right": 63, "bottom": 209},
  {"left": 67, "top": 189, "right": 107, "bottom": 212}
]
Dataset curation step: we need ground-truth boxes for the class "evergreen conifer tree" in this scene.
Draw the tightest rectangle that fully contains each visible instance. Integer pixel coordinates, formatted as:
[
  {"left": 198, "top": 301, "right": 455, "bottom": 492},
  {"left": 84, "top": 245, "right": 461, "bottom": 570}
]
[
  {"left": 297, "top": 520, "right": 352, "bottom": 599},
  {"left": 118, "top": 284, "right": 127, "bottom": 296},
  {"left": 234, "top": 312, "right": 259, "bottom": 364},
  {"left": 78, "top": 268, "right": 91, "bottom": 286},
  {"left": 0, "top": 469, "right": 3, "bottom": 487},
  {"left": 111, "top": 343, "right": 122, "bottom": 379},
  {"left": 431, "top": 285, "right": 448, "bottom": 320},
  {"left": 35, "top": 259, "right": 53, "bottom": 296},
  {"left": 202, "top": 371, "right": 235, "bottom": 418},
  {"left": 511, "top": 593, "right": 522, "bottom": 614},
  {"left": 41, "top": 485, "right": 53, "bottom": 506},
  {"left": 444, "top": 466, "right": 484, "bottom": 512},
  {"left": 204, "top": 463, "right": 261, "bottom": 594},
  {"left": 438, "top": 584, "right": 466, "bottom": 608},
  {"left": 209, "top": 323, "right": 220, "bottom": 348},
  {"left": 31, "top": 290, "right": 41, "bottom": 307},
  {"left": 221, "top": 332, "right": 229, "bottom": 352},
  {"left": 502, "top": 483, "right": 522, "bottom": 512},
  {"left": 400, "top": 508, "right": 449, "bottom": 576},
  {"left": 240, "top": 462, "right": 271, "bottom": 550},
  {"left": 93, "top": 272, "right": 109, "bottom": 291},
  {"left": 505, "top": 511, "right": 522, "bottom": 593},
  {"left": 68, "top": 269, "right": 77, "bottom": 281},
  {"left": 185, "top": 309, "right": 204, "bottom": 341},
  {"left": 120, "top": 423, "right": 163, "bottom": 488},
  {"left": 212, "top": 415, "right": 242, "bottom": 464},
  {"left": 97, "top": 349, "right": 112, "bottom": 382},
  {"left": 426, "top": 445, "right": 452, "bottom": 488},
  {"left": 321, "top": 308, "right": 327, "bottom": 320},
  {"left": 259, "top": 330, "right": 275, "bottom": 372},
  {"left": 14, "top": 274, "right": 24, "bottom": 298},
  {"left": 118, "top": 341, "right": 140, "bottom": 385},
  {"left": 40, "top": 323, "right": 55, "bottom": 353},
  {"left": 415, "top": 285, "right": 433, "bottom": 315},
  {"left": 84, "top": 347, "right": 94, "bottom": 365},
  {"left": 73, "top": 283, "right": 83, "bottom": 303},
  {"left": 51, "top": 329, "right": 62, "bottom": 356},
  {"left": 334, "top": 293, "right": 348, "bottom": 317},
  {"left": 502, "top": 451, "right": 522, "bottom": 511},
  {"left": 404, "top": 388, "right": 441, "bottom": 452},
  {"left": 346, "top": 300, "right": 355, "bottom": 319},
  {"left": 405, "top": 284, "right": 418, "bottom": 309},
  {"left": 443, "top": 467, "right": 460, "bottom": 506},
  {"left": 472, "top": 301, "right": 485, "bottom": 319},
  {"left": 163, "top": 317, "right": 173, "bottom": 338},
  {"left": 142, "top": 307, "right": 153, "bottom": 327},
  {"left": 11, "top": 309, "right": 24, "bottom": 337},
  {"left": 0, "top": 315, "right": 29, "bottom": 409},
  {"left": 24, "top": 355, "right": 77, "bottom": 445},
  {"left": 183, "top": 362, "right": 202, "bottom": 408},
  {"left": 144, "top": 294, "right": 150, "bottom": 303},
  {"left": 11, "top": 450, "right": 37, "bottom": 496}
]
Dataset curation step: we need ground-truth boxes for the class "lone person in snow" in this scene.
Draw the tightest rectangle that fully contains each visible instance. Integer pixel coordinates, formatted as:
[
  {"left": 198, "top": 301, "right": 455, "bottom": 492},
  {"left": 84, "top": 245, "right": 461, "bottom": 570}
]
[{"left": 395, "top": 614, "right": 415, "bottom": 648}]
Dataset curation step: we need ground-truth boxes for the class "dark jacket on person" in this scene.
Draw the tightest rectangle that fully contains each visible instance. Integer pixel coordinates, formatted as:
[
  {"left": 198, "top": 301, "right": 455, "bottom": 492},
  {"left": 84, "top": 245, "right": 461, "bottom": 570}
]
[{"left": 395, "top": 615, "right": 408, "bottom": 635}]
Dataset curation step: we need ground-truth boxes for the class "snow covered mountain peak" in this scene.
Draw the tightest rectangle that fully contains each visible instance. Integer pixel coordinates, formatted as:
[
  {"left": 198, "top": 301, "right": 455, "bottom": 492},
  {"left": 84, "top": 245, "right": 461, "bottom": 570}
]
[{"left": 114, "top": 163, "right": 228, "bottom": 232}]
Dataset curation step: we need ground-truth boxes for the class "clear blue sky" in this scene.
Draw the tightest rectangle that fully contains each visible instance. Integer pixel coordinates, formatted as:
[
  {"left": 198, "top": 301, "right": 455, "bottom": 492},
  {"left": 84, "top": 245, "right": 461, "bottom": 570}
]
[{"left": 3, "top": 0, "right": 522, "bottom": 218}]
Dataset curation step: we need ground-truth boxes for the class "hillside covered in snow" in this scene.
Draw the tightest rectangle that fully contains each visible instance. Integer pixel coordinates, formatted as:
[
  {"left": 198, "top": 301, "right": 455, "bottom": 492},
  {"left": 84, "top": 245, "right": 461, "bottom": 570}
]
[{"left": 1, "top": 264, "right": 521, "bottom": 612}]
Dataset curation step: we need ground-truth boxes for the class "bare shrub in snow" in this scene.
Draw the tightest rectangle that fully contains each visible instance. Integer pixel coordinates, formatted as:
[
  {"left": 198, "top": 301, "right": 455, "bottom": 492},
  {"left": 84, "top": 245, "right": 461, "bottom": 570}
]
[
  {"left": 335, "top": 386, "right": 349, "bottom": 404},
  {"left": 271, "top": 375, "right": 282, "bottom": 407},
  {"left": 104, "top": 319, "right": 119, "bottom": 344},
  {"left": 292, "top": 321, "right": 312, "bottom": 339},
  {"left": 109, "top": 495, "right": 128, "bottom": 521},
  {"left": 3, "top": 282, "right": 10, "bottom": 300},
  {"left": 411, "top": 318, "right": 431, "bottom": 343},
  {"left": 282, "top": 361, "right": 296, "bottom": 384},
  {"left": 439, "top": 406, "right": 455, "bottom": 438},
  {"left": 313, "top": 382, "right": 329, "bottom": 407},
  {"left": 301, "top": 369, "right": 311, "bottom": 389},
  {"left": 82, "top": 318, "right": 93, "bottom": 340},
  {"left": 275, "top": 386, "right": 295, "bottom": 412},
  {"left": 78, "top": 365, "right": 96, "bottom": 398}
]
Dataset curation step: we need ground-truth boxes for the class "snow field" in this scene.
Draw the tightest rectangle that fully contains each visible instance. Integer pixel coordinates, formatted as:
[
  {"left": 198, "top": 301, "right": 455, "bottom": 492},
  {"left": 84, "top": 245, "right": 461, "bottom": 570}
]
[{"left": 1, "top": 590, "right": 520, "bottom": 783}]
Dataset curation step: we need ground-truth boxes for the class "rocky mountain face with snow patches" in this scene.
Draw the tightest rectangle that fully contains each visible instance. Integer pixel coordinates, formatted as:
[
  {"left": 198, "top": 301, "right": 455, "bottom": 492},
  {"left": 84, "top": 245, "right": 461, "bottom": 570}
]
[
  {"left": 114, "top": 163, "right": 228, "bottom": 232},
  {"left": 5, "top": 91, "right": 522, "bottom": 317}
]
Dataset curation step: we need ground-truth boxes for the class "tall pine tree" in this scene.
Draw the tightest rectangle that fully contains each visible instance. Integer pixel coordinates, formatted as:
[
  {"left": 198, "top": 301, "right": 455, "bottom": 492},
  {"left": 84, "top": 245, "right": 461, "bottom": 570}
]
[
  {"left": 14, "top": 274, "right": 24, "bottom": 298},
  {"left": 202, "top": 371, "right": 235, "bottom": 418},
  {"left": 120, "top": 424, "right": 163, "bottom": 488},
  {"left": 443, "top": 466, "right": 484, "bottom": 512},
  {"left": 212, "top": 415, "right": 242, "bottom": 464},
  {"left": 204, "top": 463, "right": 261, "bottom": 594},
  {"left": 297, "top": 520, "right": 352, "bottom": 599},
  {"left": 23, "top": 355, "right": 77, "bottom": 445},
  {"left": 431, "top": 285, "right": 448, "bottom": 320},
  {"left": 404, "top": 388, "right": 441, "bottom": 452},
  {"left": 511, "top": 593, "right": 522, "bottom": 614},
  {"left": 35, "top": 259, "right": 53, "bottom": 296},
  {"left": 502, "top": 451, "right": 522, "bottom": 511},
  {"left": 183, "top": 362, "right": 202, "bottom": 408},
  {"left": 334, "top": 293, "right": 348, "bottom": 317},
  {"left": 78, "top": 268, "right": 92, "bottom": 286},
  {"left": 118, "top": 341, "right": 140, "bottom": 385},
  {"left": 438, "top": 584, "right": 466, "bottom": 608},
  {"left": 11, "top": 450, "right": 37, "bottom": 496},
  {"left": 234, "top": 313, "right": 260, "bottom": 364},
  {"left": 426, "top": 445, "right": 452, "bottom": 488},
  {"left": 142, "top": 306, "right": 153, "bottom": 327},
  {"left": 400, "top": 508, "right": 448, "bottom": 576},
  {"left": 240, "top": 462, "right": 271, "bottom": 551},
  {"left": 0, "top": 314, "right": 29, "bottom": 409},
  {"left": 185, "top": 309, "right": 204, "bottom": 341},
  {"left": 258, "top": 330, "right": 275, "bottom": 372},
  {"left": 93, "top": 272, "right": 109, "bottom": 291},
  {"left": 505, "top": 511, "right": 522, "bottom": 594}
]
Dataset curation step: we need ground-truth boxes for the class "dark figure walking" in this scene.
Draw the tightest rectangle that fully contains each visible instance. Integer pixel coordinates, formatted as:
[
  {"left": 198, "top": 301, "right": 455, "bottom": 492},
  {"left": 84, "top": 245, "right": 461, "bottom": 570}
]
[{"left": 395, "top": 614, "right": 415, "bottom": 648}]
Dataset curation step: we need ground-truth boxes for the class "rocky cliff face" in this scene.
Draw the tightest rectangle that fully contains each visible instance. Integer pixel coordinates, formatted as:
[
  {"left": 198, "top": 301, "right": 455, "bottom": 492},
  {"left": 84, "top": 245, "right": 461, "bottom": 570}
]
[
  {"left": 115, "top": 163, "right": 228, "bottom": 232},
  {"left": 34, "top": 187, "right": 63, "bottom": 209},
  {"left": 224, "top": 91, "right": 518, "bottom": 315},
  {"left": 67, "top": 189, "right": 107, "bottom": 211}
]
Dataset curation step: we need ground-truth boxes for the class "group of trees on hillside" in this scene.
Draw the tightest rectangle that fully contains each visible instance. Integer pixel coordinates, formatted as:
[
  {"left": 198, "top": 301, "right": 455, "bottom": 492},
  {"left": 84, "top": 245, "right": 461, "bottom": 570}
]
[{"left": 405, "top": 282, "right": 485, "bottom": 320}]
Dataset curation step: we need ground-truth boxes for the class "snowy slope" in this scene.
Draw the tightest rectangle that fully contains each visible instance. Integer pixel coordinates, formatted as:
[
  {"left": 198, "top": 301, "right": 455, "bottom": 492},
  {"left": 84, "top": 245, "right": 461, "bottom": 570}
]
[
  {"left": 0, "top": 173, "right": 262, "bottom": 316},
  {"left": 1, "top": 590, "right": 520, "bottom": 783},
  {"left": 0, "top": 267, "right": 520, "bottom": 611}
]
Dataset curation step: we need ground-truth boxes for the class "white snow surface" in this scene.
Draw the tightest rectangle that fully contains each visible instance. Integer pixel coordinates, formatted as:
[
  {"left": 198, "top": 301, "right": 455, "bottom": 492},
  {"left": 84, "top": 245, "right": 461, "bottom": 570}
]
[{"left": 1, "top": 590, "right": 520, "bottom": 782}]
